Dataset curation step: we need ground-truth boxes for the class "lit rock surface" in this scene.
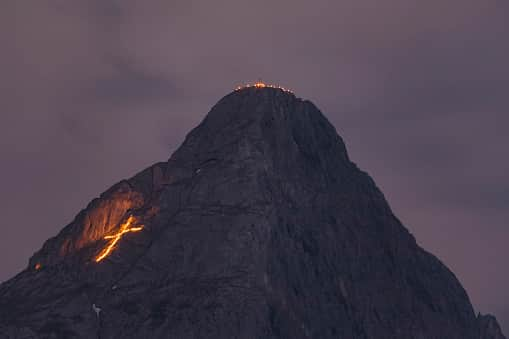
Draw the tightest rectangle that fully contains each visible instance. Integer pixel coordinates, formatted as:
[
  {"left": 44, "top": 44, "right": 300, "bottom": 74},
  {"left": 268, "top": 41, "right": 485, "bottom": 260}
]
[{"left": 0, "top": 88, "right": 504, "bottom": 338}]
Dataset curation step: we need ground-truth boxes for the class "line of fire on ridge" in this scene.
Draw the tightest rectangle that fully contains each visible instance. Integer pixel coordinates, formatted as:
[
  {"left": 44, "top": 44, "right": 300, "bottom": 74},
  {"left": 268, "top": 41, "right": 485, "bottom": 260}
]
[{"left": 234, "top": 82, "right": 293, "bottom": 93}]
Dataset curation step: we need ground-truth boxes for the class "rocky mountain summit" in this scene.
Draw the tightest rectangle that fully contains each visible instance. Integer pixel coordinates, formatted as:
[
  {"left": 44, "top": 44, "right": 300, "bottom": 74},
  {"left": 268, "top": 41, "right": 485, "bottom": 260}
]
[{"left": 0, "top": 87, "right": 505, "bottom": 338}]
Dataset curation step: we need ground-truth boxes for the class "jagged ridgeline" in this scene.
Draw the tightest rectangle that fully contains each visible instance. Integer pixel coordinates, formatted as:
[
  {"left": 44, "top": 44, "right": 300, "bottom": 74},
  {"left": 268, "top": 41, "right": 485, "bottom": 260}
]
[{"left": 0, "top": 86, "right": 505, "bottom": 339}]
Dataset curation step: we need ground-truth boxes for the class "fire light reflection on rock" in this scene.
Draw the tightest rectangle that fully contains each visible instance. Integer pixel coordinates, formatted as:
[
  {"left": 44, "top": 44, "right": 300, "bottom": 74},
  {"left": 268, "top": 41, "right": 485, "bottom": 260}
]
[{"left": 95, "top": 216, "right": 143, "bottom": 263}]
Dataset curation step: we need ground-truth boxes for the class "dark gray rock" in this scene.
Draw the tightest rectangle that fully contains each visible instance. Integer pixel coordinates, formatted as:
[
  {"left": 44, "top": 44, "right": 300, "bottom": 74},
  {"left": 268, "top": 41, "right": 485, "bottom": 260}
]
[
  {"left": 479, "top": 314, "right": 507, "bottom": 339},
  {"left": 0, "top": 87, "right": 504, "bottom": 338}
]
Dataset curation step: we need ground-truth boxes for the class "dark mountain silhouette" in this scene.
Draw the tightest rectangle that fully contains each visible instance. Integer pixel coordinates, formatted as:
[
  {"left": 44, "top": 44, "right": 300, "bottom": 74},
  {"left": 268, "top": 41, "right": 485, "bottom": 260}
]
[{"left": 0, "top": 87, "right": 505, "bottom": 339}]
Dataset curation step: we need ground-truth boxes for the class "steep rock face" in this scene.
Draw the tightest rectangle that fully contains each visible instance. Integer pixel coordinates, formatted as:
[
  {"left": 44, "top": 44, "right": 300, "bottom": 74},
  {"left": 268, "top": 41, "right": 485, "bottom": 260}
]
[{"left": 0, "top": 87, "right": 504, "bottom": 338}]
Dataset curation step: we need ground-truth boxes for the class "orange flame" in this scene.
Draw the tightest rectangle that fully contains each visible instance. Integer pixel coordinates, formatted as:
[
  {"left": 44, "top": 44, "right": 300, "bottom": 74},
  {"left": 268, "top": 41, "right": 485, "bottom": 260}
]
[
  {"left": 235, "top": 82, "right": 293, "bottom": 93},
  {"left": 34, "top": 263, "right": 41, "bottom": 270},
  {"left": 95, "top": 216, "right": 143, "bottom": 262}
]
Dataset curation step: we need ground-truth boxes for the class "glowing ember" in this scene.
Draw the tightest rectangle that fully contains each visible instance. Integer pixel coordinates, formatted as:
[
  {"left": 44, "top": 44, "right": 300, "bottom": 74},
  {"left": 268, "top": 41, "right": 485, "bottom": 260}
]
[
  {"left": 235, "top": 82, "right": 293, "bottom": 93},
  {"left": 95, "top": 216, "right": 144, "bottom": 262},
  {"left": 34, "top": 263, "right": 41, "bottom": 270}
]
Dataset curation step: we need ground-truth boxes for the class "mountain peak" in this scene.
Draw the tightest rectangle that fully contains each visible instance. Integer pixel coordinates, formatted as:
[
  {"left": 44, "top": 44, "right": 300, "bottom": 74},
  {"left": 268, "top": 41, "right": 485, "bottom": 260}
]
[
  {"left": 0, "top": 90, "right": 505, "bottom": 339},
  {"left": 209, "top": 84, "right": 302, "bottom": 123}
]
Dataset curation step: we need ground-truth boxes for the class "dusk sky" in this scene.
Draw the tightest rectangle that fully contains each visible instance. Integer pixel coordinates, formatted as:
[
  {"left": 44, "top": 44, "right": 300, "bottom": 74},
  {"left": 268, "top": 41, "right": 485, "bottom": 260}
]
[{"left": 2, "top": 0, "right": 508, "bottom": 332}]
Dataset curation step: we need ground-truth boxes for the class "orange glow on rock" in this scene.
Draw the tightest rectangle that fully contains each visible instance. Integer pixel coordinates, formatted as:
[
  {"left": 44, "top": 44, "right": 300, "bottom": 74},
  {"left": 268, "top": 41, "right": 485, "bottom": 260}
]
[{"left": 95, "top": 216, "right": 143, "bottom": 262}]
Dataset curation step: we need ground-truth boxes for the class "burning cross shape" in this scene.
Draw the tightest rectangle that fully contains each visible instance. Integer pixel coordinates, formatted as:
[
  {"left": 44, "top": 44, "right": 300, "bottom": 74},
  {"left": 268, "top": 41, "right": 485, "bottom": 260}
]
[{"left": 95, "top": 216, "right": 144, "bottom": 262}]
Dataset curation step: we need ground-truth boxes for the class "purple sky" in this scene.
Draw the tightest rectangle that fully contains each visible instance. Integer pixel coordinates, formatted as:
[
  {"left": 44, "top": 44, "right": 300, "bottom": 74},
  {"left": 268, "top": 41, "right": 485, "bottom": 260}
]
[{"left": 2, "top": 0, "right": 508, "bottom": 332}]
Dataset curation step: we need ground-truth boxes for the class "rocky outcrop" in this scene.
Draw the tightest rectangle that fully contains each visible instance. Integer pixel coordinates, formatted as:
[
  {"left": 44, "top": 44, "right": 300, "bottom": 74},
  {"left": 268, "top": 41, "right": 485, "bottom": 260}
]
[
  {"left": 479, "top": 314, "right": 507, "bottom": 339},
  {"left": 0, "top": 87, "right": 505, "bottom": 338}
]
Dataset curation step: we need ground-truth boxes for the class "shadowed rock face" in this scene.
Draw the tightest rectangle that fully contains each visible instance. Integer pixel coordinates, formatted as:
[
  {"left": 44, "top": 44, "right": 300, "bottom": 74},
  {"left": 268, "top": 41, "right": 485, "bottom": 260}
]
[
  {"left": 0, "top": 88, "right": 504, "bottom": 339},
  {"left": 479, "top": 314, "right": 507, "bottom": 339}
]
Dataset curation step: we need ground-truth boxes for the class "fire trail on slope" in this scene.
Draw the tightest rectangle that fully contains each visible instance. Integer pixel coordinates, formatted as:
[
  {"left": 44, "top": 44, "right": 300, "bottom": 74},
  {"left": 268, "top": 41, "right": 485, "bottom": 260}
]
[{"left": 95, "top": 215, "right": 143, "bottom": 262}]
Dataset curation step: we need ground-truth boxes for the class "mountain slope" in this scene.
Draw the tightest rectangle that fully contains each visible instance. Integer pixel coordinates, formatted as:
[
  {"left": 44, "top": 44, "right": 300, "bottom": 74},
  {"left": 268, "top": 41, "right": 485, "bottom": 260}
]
[{"left": 0, "top": 87, "right": 504, "bottom": 339}]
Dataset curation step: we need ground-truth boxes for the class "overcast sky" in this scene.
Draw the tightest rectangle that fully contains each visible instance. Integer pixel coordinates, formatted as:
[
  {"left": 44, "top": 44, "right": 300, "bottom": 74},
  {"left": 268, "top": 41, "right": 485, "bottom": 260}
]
[{"left": 2, "top": 0, "right": 508, "bottom": 332}]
